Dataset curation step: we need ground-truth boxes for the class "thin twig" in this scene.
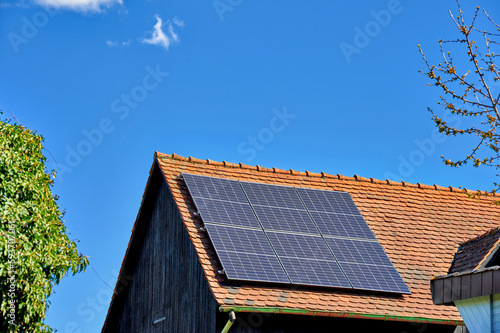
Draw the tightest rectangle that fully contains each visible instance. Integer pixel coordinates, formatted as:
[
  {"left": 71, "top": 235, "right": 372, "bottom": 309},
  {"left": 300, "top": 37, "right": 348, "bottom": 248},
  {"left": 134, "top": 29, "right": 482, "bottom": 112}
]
[
  {"left": 89, "top": 264, "right": 117, "bottom": 294},
  {"left": 6, "top": 110, "right": 21, "bottom": 126}
]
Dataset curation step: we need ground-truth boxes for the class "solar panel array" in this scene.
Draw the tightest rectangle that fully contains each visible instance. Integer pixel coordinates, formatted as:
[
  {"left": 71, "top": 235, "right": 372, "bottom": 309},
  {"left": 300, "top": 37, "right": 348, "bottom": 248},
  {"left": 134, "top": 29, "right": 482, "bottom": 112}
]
[{"left": 182, "top": 173, "right": 410, "bottom": 294}]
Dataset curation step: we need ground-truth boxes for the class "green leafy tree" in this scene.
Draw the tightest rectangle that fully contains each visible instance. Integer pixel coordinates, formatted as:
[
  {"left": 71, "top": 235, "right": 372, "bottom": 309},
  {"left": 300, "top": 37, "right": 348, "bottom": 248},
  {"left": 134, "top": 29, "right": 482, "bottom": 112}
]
[
  {"left": 418, "top": 1, "right": 500, "bottom": 195},
  {"left": 0, "top": 114, "right": 88, "bottom": 332}
]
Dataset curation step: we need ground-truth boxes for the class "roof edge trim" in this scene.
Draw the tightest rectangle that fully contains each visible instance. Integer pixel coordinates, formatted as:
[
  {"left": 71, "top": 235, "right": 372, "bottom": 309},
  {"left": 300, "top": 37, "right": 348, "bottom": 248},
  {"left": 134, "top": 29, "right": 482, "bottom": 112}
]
[{"left": 219, "top": 306, "right": 464, "bottom": 326}]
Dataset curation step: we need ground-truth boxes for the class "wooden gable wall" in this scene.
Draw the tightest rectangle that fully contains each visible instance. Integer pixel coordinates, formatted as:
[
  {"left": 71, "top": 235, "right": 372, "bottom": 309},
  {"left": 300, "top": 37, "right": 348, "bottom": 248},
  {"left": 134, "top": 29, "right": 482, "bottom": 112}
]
[{"left": 102, "top": 164, "right": 218, "bottom": 332}]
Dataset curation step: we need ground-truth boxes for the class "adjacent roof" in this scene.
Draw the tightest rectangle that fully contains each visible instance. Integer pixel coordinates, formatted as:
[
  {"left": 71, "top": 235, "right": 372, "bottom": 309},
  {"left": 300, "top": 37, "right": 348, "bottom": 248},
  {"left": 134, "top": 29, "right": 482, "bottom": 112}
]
[
  {"left": 448, "top": 226, "right": 500, "bottom": 274},
  {"left": 432, "top": 227, "right": 500, "bottom": 305},
  {"left": 116, "top": 152, "right": 500, "bottom": 325}
]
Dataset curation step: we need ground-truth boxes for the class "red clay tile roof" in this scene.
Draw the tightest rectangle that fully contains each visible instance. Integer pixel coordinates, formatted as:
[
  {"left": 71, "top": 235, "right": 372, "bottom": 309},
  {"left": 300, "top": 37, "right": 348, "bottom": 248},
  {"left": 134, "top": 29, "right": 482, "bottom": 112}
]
[
  {"left": 155, "top": 152, "right": 500, "bottom": 324},
  {"left": 448, "top": 226, "right": 500, "bottom": 274}
]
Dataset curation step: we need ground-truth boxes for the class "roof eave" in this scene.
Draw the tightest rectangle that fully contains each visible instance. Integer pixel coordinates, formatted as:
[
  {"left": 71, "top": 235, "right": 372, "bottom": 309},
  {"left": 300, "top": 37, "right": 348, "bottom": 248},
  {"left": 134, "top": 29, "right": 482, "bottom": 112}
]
[{"left": 219, "top": 306, "right": 464, "bottom": 326}]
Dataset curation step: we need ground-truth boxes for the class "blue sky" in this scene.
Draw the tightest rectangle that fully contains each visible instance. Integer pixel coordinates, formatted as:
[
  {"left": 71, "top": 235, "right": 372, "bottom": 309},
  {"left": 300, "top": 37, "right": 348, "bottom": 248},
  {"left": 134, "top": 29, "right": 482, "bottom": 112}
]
[{"left": 1, "top": 0, "right": 499, "bottom": 331}]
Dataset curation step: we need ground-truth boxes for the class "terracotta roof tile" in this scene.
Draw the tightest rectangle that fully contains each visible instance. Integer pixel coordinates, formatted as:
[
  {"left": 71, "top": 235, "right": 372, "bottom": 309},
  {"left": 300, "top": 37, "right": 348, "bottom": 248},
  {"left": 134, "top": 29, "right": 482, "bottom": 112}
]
[{"left": 155, "top": 152, "right": 500, "bottom": 324}]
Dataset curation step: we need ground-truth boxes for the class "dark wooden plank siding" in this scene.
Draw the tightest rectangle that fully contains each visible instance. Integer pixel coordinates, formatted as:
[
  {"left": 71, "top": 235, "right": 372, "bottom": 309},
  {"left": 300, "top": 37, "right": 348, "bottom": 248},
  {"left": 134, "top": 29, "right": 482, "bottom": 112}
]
[
  {"left": 103, "top": 165, "right": 218, "bottom": 332},
  {"left": 219, "top": 313, "right": 458, "bottom": 333},
  {"left": 432, "top": 268, "right": 500, "bottom": 305}
]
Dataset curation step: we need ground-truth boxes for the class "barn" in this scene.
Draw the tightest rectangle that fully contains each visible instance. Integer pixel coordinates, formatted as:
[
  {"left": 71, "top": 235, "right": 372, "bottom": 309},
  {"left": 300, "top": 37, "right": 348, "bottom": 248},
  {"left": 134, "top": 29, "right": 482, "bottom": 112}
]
[{"left": 101, "top": 152, "right": 500, "bottom": 332}]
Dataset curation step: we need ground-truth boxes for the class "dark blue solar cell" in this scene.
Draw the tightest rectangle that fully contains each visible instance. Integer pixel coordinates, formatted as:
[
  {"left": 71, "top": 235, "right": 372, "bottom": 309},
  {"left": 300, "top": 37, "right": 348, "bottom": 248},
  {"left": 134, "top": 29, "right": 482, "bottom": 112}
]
[
  {"left": 267, "top": 232, "right": 335, "bottom": 261},
  {"left": 325, "top": 238, "right": 392, "bottom": 266},
  {"left": 340, "top": 262, "right": 410, "bottom": 294},
  {"left": 183, "top": 173, "right": 247, "bottom": 203},
  {"left": 280, "top": 257, "right": 352, "bottom": 288},
  {"left": 252, "top": 205, "right": 318, "bottom": 234},
  {"left": 194, "top": 198, "right": 261, "bottom": 229},
  {"left": 309, "top": 211, "right": 376, "bottom": 240},
  {"left": 205, "top": 224, "right": 272, "bottom": 256},
  {"left": 241, "top": 181, "right": 304, "bottom": 210},
  {"left": 296, "top": 187, "right": 361, "bottom": 215},
  {"left": 216, "top": 251, "right": 290, "bottom": 284}
]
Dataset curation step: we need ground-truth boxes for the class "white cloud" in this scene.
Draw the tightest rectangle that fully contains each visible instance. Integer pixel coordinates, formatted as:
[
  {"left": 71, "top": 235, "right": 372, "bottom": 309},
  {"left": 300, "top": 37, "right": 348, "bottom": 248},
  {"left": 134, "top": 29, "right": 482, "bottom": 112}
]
[
  {"left": 106, "top": 40, "right": 130, "bottom": 47},
  {"left": 173, "top": 17, "right": 185, "bottom": 28},
  {"left": 142, "top": 15, "right": 184, "bottom": 50},
  {"left": 0, "top": 0, "right": 29, "bottom": 8},
  {"left": 34, "top": 0, "right": 122, "bottom": 12}
]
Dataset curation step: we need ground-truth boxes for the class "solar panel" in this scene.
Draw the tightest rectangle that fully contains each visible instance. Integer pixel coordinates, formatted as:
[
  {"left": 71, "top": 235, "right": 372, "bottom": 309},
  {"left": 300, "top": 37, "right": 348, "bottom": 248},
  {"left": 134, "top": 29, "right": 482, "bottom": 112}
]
[
  {"left": 241, "top": 181, "right": 304, "bottom": 210},
  {"left": 266, "top": 232, "right": 351, "bottom": 288},
  {"left": 252, "top": 205, "right": 318, "bottom": 234},
  {"left": 325, "top": 237, "right": 411, "bottom": 294},
  {"left": 340, "top": 262, "right": 410, "bottom": 294},
  {"left": 182, "top": 173, "right": 410, "bottom": 294},
  {"left": 309, "top": 211, "right": 376, "bottom": 240},
  {"left": 279, "top": 257, "right": 352, "bottom": 288},
  {"left": 325, "top": 238, "right": 392, "bottom": 266},
  {"left": 296, "top": 187, "right": 361, "bottom": 215},
  {"left": 183, "top": 173, "right": 247, "bottom": 203},
  {"left": 205, "top": 223, "right": 290, "bottom": 284},
  {"left": 267, "top": 232, "right": 335, "bottom": 261},
  {"left": 205, "top": 223, "right": 272, "bottom": 255},
  {"left": 216, "top": 251, "right": 290, "bottom": 284},
  {"left": 193, "top": 197, "right": 261, "bottom": 229}
]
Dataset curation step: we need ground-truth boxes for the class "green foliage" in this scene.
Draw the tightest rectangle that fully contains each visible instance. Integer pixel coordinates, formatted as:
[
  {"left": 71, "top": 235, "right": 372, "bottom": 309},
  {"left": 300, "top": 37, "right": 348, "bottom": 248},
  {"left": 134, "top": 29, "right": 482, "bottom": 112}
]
[
  {"left": 0, "top": 115, "right": 88, "bottom": 332},
  {"left": 418, "top": 1, "right": 500, "bottom": 196}
]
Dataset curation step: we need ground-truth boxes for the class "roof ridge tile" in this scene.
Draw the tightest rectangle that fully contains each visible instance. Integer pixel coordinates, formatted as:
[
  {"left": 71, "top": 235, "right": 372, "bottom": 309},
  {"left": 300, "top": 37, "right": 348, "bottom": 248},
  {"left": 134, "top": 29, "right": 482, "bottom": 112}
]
[
  {"left": 223, "top": 161, "right": 239, "bottom": 168},
  {"left": 321, "top": 172, "right": 338, "bottom": 179},
  {"left": 257, "top": 165, "right": 273, "bottom": 172},
  {"left": 338, "top": 174, "right": 355, "bottom": 181},
  {"left": 290, "top": 169, "right": 306, "bottom": 176},
  {"left": 161, "top": 152, "right": 498, "bottom": 196},
  {"left": 354, "top": 174, "right": 370, "bottom": 182},
  {"left": 386, "top": 179, "right": 400, "bottom": 186},
  {"left": 207, "top": 159, "right": 224, "bottom": 166},
  {"left": 306, "top": 170, "right": 322, "bottom": 178},
  {"left": 188, "top": 156, "right": 206, "bottom": 164},
  {"left": 370, "top": 177, "right": 385, "bottom": 184},
  {"left": 273, "top": 167, "right": 289, "bottom": 174},
  {"left": 418, "top": 183, "right": 434, "bottom": 190},
  {"left": 240, "top": 162, "right": 257, "bottom": 170}
]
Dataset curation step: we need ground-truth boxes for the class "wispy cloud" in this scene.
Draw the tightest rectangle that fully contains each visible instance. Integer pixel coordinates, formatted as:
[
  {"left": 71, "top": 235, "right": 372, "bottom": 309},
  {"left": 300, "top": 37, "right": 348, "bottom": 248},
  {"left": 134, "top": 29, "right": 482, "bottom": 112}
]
[
  {"left": 106, "top": 40, "right": 130, "bottom": 47},
  {"left": 34, "top": 0, "right": 122, "bottom": 12},
  {"left": 142, "top": 15, "right": 184, "bottom": 50},
  {"left": 0, "top": 0, "right": 29, "bottom": 8}
]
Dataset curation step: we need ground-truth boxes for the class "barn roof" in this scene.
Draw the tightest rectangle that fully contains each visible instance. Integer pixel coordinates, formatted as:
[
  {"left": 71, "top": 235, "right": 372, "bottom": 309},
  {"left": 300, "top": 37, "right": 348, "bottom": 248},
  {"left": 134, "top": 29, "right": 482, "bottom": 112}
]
[
  {"left": 448, "top": 226, "right": 500, "bottom": 274},
  {"left": 106, "top": 152, "right": 500, "bottom": 326}
]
